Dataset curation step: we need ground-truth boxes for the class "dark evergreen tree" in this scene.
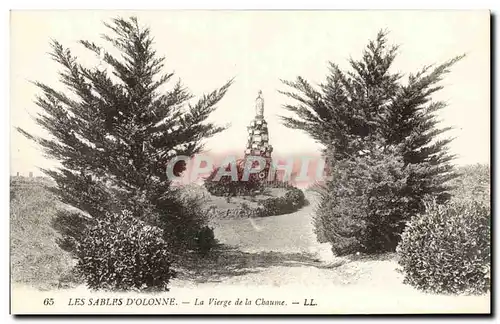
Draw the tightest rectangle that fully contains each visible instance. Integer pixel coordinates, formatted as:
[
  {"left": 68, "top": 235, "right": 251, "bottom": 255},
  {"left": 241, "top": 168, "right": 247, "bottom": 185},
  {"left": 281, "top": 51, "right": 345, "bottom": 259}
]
[
  {"left": 281, "top": 30, "right": 464, "bottom": 253},
  {"left": 383, "top": 55, "right": 464, "bottom": 212},
  {"left": 18, "top": 17, "right": 232, "bottom": 253}
]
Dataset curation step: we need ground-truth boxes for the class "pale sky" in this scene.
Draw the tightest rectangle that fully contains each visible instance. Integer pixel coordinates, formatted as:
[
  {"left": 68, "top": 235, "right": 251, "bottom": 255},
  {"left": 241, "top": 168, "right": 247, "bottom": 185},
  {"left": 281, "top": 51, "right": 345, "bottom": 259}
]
[{"left": 10, "top": 10, "right": 490, "bottom": 176}]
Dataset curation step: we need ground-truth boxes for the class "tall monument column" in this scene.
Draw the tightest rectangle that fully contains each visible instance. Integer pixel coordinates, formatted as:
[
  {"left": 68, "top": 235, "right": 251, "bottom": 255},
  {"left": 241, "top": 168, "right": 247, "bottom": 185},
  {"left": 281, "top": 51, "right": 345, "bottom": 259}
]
[
  {"left": 245, "top": 91, "right": 273, "bottom": 159},
  {"left": 243, "top": 91, "right": 273, "bottom": 182}
]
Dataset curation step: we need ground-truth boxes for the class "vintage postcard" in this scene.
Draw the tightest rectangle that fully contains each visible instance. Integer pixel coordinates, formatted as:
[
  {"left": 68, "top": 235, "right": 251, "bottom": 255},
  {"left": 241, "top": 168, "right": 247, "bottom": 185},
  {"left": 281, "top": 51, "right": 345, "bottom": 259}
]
[{"left": 10, "top": 10, "right": 491, "bottom": 315}]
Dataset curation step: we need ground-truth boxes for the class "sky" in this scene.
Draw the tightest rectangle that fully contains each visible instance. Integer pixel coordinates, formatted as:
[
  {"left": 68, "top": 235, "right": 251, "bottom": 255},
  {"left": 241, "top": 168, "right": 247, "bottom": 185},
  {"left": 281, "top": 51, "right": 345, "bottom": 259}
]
[{"left": 10, "top": 10, "right": 490, "bottom": 176}]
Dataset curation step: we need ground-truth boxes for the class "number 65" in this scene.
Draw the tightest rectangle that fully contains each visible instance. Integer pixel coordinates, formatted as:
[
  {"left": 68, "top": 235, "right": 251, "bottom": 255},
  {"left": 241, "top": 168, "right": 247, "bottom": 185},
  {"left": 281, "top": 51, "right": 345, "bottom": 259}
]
[{"left": 43, "top": 298, "right": 54, "bottom": 306}]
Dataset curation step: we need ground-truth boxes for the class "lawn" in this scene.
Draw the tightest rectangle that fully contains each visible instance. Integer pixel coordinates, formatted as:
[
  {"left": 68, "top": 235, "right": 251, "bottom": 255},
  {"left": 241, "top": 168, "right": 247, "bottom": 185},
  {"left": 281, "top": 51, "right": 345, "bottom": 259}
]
[{"left": 10, "top": 177, "right": 75, "bottom": 290}]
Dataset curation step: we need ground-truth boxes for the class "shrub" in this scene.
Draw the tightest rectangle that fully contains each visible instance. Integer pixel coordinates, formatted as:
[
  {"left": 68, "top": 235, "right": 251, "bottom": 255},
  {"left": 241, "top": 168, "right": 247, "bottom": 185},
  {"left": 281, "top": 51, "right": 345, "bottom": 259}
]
[
  {"left": 171, "top": 194, "right": 218, "bottom": 256},
  {"left": 76, "top": 210, "right": 175, "bottom": 291},
  {"left": 204, "top": 161, "right": 262, "bottom": 197},
  {"left": 209, "top": 187, "right": 307, "bottom": 219},
  {"left": 195, "top": 226, "right": 216, "bottom": 256},
  {"left": 52, "top": 210, "right": 96, "bottom": 254},
  {"left": 284, "top": 188, "right": 305, "bottom": 207},
  {"left": 158, "top": 189, "right": 216, "bottom": 255},
  {"left": 258, "top": 188, "right": 307, "bottom": 216},
  {"left": 260, "top": 197, "right": 284, "bottom": 215},
  {"left": 266, "top": 180, "right": 294, "bottom": 189},
  {"left": 397, "top": 200, "right": 490, "bottom": 295},
  {"left": 312, "top": 150, "right": 410, "bottom": 256}
]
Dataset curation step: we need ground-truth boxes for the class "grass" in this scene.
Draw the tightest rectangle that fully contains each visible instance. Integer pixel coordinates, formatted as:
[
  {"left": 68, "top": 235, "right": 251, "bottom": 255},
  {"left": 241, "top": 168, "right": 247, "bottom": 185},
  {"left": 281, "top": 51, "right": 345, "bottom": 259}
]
[
  {"left": 10, "top": 177, "right": 75, "bottom": 290},
  {"left": 449, "top": 164, "right": 490, "bottom": 205}
]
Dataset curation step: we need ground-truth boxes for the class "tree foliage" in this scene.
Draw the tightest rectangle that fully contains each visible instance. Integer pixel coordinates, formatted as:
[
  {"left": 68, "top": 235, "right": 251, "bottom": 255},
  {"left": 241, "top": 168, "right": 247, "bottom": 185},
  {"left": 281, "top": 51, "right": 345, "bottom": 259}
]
[
  {"left": 18, "top": 16, "right": 232, "bottom": 252},
  {"left": 282, "top": 30, "right": 464, "bottom": 253}
]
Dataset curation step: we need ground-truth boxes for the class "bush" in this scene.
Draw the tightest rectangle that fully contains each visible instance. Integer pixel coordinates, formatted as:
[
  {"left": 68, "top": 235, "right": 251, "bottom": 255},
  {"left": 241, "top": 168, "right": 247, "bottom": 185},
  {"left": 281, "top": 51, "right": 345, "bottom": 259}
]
[
  {"left": 195, "top": 226, "right": 216, "bottom": 256},
  {"left": 266, "top": 180, "right": 294, "bottom": 189},
  {"left": 284, "top": 187, "right": 306, "bottom": 207},
  {"left": 397, "top": 200, "right": 490, "bottom": 295},
  {"left": 258, "top": 188, "right": 306, "bottom": 216},
  {"left": 76, "top": 210, "right": 175, "bottom": 291},
  {"left": 158, "top": 189, "right": 216, "bottom": 255},
  {"left": 209, "top": 187, "right": 307, "bottom": 219},
  {"left": 260, "top": 197, "right": 285, "bottom": 215},
  {"left": 312, "top": 150, "right": 410, "bottom": 256},
  {"left": 204, "top": 161, "right": 262, "bottom": 197}
]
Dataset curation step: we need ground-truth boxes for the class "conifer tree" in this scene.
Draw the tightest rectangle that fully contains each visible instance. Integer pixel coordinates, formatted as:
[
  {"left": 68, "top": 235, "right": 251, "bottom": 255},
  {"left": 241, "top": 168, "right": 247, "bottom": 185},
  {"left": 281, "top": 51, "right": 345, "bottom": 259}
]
[
  {"left": 383, "top": 55, "right": 464, "bottom": 212},
  {"left": 281, "top": 31, "right": 402, "bottom": 161},
  {"left": 18, "top": 17, "right": 232, "bottom": 252},
  {"left": 281, "top": 30, "right": 464, "bottom": 252}
]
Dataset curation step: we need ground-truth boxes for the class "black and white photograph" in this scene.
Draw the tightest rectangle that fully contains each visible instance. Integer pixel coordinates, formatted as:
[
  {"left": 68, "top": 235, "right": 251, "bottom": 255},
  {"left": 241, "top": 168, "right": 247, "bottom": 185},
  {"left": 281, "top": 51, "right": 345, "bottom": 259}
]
[{"left": 9, "top": 10, "right": 491, "bottom": 314}]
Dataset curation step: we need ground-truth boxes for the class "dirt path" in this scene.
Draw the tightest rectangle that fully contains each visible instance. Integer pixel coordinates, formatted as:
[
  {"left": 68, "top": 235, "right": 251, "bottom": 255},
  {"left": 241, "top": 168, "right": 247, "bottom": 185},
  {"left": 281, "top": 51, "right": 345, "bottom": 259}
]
[
  {"left": 212, "top": 193, "right": 322, "bottom": 254},
  {"left": 168, "top": 192, "right": 490, "bottom": 314}
]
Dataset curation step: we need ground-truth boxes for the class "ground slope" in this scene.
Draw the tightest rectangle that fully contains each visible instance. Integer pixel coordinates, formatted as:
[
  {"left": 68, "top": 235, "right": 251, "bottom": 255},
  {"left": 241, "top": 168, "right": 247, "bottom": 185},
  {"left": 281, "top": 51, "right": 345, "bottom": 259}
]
[{"left": 11, "top": 179, "right": 490, "bottom": 314}]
